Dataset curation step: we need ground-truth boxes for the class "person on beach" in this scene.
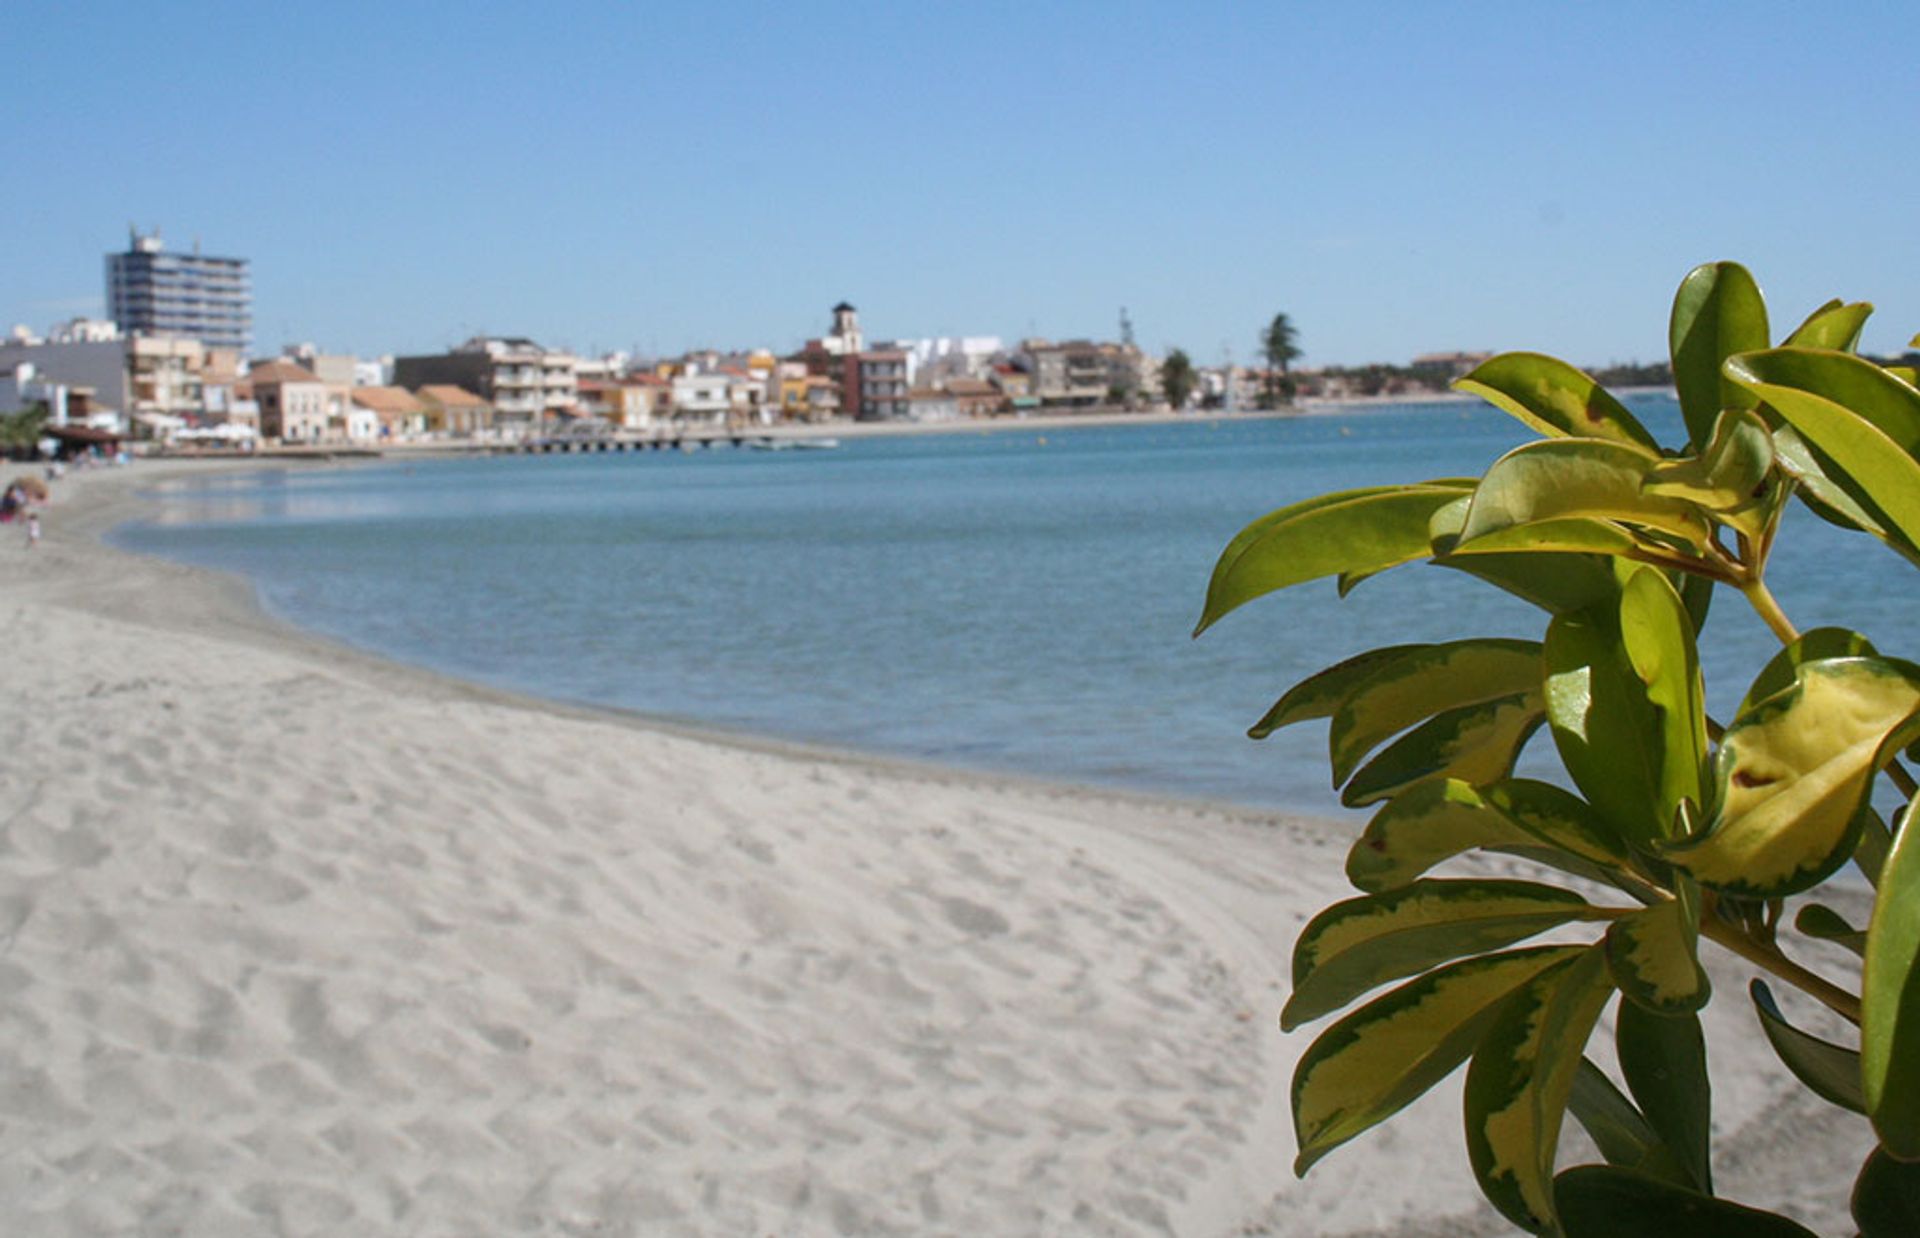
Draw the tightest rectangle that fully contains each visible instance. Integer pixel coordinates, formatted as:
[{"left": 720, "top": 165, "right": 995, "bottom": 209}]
[{"left": 25, "top": 511, "right": 40, "bottom": 549}]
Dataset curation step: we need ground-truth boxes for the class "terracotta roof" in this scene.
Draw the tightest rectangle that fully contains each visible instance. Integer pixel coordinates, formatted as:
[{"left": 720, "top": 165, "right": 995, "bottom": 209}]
[
  {"left": 417, "top": 384, "right": 488, "bottom": 408},
  {"left": 351, "top": 386, "right": 426, "bottom": 415},
  {"left": 245, "top": 359, "right": 322, "bottom": 385},
  {"left": 945, "top": 377, "right": 998, "bottom": 397},
  {"left": 907, "top": 387, "right": 948, "bottom": 401}
]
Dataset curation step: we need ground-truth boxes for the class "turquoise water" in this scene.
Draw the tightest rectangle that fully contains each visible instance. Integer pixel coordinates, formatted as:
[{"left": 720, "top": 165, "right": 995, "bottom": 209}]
[{"left": 114, "top": 400, "right": 1920, "bottom": 814}]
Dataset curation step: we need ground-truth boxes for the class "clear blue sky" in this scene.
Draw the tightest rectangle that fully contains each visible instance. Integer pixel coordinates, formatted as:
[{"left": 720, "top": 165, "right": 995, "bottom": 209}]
[{"left": 5, "top": 1, "right": 1915, "bottom": 367}]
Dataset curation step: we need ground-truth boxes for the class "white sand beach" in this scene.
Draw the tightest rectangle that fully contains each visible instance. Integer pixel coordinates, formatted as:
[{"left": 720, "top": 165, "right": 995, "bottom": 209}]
[{"left": 0, "top": 463, "right": 1872, "bottom": 1236}]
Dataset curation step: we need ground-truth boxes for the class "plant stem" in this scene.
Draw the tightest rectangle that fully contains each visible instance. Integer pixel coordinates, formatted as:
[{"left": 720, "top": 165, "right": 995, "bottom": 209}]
[
  {"left": 1741, "top": 577, "right": 1802, "bottom": 646},
  {"left": 1699, "top": 914, "right": 1862, "bottom": 1025}
]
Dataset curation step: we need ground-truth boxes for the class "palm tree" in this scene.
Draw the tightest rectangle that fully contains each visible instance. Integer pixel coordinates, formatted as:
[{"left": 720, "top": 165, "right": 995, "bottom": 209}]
[
  {"left": 1160, "top": 349, "right": 1196, "bottom": 411},
  {"left": 1261, "top": 313, "right": 1302, "bottom": 408}
]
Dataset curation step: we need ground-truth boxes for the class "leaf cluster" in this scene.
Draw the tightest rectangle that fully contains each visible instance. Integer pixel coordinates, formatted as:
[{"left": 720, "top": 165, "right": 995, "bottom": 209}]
[{"left": 1198, "top": 262, "right": 1920, "bottom": 1234}]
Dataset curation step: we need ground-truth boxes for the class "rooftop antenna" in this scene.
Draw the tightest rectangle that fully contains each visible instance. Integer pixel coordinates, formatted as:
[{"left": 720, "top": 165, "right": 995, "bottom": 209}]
[{"left": 1119, "top": 306, "right": 1135, "bottom": 349}]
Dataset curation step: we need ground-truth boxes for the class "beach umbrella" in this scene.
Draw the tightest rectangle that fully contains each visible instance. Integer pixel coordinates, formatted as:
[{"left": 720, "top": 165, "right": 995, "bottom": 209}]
[{"left": 11, "top": 476, "right": 48, "bottom": 500}]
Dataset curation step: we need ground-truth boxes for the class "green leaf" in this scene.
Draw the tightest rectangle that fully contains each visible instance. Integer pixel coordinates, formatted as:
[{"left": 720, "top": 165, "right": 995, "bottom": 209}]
[
  {"left": 1328, "top": 638, "right": 1542, "bottom": 785},
  {"left": 1738, "top": 626, "right": 1879, "bottom": 716},
  {"left": 1749, "top": 979, "right": 1864, "bottom": 1115},
  {"left": 1544, "top": 602, "right": 1668, "bottom": 850},
  {"left": 1794, "top": 903, "right": 1867, "bottom": 957},
  {"left": 1283, "top": 879, "right": 1603, "bottom": 1030},
  {"left": 1864, "top": 801, "right": 1920, "bottom": 1157},
  {"left": 1669, "top": 657, "right": 1920, "bottom": 896},
  {"left": 1443, "top": 515, "right": 1652, "bottom": 558},
  {"left": 1340, "top": 691, "right": 1543, "bottom": 808},
  {"left": 1784, "top": 299, "right": 1872, "bottom": 351},
  {"left": 1465, "top": 946, "right": 1615, "bottom": 1232},
  {"left": 1195, "top": 485, "right": 1467, "bottom": 635},
  {"left": 1618, "top": 1000, "right": 1713, "bottom": 1194},
  {"left": 1567, "top": 1059, "right": 1696, "bottom": 1187},
  {"left": 1643, "top": 408, "right": 1777, "bottom": 535},
  {"left": 1248, "top": 644, "right": 1434, "bottom": 739},
  {"left": 1669, "top": 260, "right": 1768, "bottom": 449},
  {"left": 1618, "top": 568, "right": 1708, "bottom": 828},
  {"left": 1346, "top": 778, "right": 1628, "bottom": 893},
  {"left": 1856, "top": 806, "right": 1893, "bottom": 887},
  {"left": 1853, "top": 1147, "right": 1920, "bottom": 1238},
  {"left": 1454, "top": 352, "right": 1661, "bottom": 450},
  {"left": 1459, "top": 439, "right": 1712, "bottom": 551},
  {"left": 1607, "top": 898, "right": 1709, "bottom": 1015},
  {"left": 1346, "top": 780, "right": 1537, "bottom": 892},
  {"left": 1770, "top": 423, "right": 1905, "bottom": 552},
  {"left": 1430, "top": 498, "right": 1623, "bottom": 614},
  {"left": 1555, "top": 1166, "right": 1819, "bottom": 1237},
  {"left": 1292, "top": 945, "right": 1587, "bottom": 1176},
  {"left": 1728, "top": 348, "right": 1920, "bottom": 556}
]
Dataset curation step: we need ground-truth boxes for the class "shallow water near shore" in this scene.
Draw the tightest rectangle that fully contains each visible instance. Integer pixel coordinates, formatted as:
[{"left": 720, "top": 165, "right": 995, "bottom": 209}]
[{"left": 114, "top": 399, "right": 1920, "bottom": 814}]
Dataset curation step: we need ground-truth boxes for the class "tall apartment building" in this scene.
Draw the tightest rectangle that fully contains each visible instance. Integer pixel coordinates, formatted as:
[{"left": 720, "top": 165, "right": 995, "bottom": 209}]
[{"left": 106, "top": 229, "right": 252, "bottom": 353}]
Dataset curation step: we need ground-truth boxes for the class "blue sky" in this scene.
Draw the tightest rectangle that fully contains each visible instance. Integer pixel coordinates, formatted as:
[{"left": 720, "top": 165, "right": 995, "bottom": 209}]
[{"left": 5, "top": 1, "right": 1915, "bottom": 367}]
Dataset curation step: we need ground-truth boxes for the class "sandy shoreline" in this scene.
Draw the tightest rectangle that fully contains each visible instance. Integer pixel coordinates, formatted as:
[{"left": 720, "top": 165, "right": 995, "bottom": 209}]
[{"left": 0, "top": 461, "right": 1867, "bottom": 1235}]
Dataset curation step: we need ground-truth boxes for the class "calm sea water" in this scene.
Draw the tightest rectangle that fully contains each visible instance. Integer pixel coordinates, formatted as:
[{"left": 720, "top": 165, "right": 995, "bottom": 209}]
[{"left": 114, "top": 400, "right": 1920, "bottom": 814}]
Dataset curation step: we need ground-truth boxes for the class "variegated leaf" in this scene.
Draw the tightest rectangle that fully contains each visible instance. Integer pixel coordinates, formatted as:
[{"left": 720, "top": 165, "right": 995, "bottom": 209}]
[
  {"left": 1345, "top": 778, "right": 1627, "bottom": 893},
  {"left": 1340, "top": 690, "right": 1543, "bottom": 808},
  {"left": 1454, "top": 352, "right": 1660, "bottom": 449},
  {"left": 1292, "top": 945, "right": 1585, "bottom": 1176},
  {"left": 1606, "top": 896, "right": 1709, "bottom": 1014},
  {"left": 1667, "top": 657, "right": 1920, "bottom": 897},
  {"left": 1459, "top": 439, "right": 1712, "bottom": 551},
  {"left": 1283, "top": 879, "right": 1603, "bottom": 1030},
  {"left": 1248, "top": 644, "right": 1434, "bottom": 739},
  {"left": 1328, "top": 638, "right": 1542, "bottom": 785},
  {"left": 1465, "top": 946, "right": 1615, "bottom": 1232},
  {"left": 1196, "top": 484, "right": 1469, "bottom": 635}
]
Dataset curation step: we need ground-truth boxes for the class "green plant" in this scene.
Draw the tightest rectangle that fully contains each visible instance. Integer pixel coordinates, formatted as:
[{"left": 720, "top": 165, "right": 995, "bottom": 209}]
[{"left": 1196, "top": 262, "right": 1920, "bottom": 1235}]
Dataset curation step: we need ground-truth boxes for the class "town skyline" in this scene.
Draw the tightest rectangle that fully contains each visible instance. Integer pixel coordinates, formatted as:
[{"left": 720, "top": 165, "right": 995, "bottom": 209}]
[{"left": 6, "top": 4, "right": 1917, "bottom": 368}]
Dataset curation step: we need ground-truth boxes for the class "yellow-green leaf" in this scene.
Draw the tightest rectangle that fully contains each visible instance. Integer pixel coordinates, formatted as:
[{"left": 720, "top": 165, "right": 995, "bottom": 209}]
[
  {"left": 1668, "top": 657, "right": 1920, "bottom": 897},
  {"left": 1340, "top": 690, "right": 1543, "bottom": 808},
  {"left": 1292, "top": 945, "right": 1586, "bottom": 1176},
  {"left": 1284, "top": 879, "right": 1603, "bottom": 1030},
  {"left": 1195, "top": 484, "right": 1468, "bottom": 635},
  {"left": 1864, "top": 803, "right": 1920, "bottom": 1156},
  {"left": 1670, "top": 261, "right": 1768, "bottom": 449},
  {"left": 1728, "top": 348, "right": 1920, "bottom": 555},
  {"left": 1643, "top": 408, "right": 1777, "bottom": 535},
  {"left": 1328, "top": 638, "right": 1542, "bottom": 785},
  {"left": 1466, "top": 946, "right": 1615, "bottom": 1232},
  {"left": 1738, "top": 626, "right": 1879, "bottom": 716},
  {"left": 1454, "top": 352, "right": 1660, "bottom": 450},
  {"left": 1248, "top": 644, "right": 1434, "bottom": 739},
  {"left": 1346, "top": 778, "right": 1628, "bottom": 893},
  {"left": 1784, "top": 299, "right": 1872, "bottom": 351},
  {"left": 1606, "top": 897, "right": 1709, "bottom": 1014},
  {"left": 1459, "top": 439, "right": 1712, "bottom": 551}
]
